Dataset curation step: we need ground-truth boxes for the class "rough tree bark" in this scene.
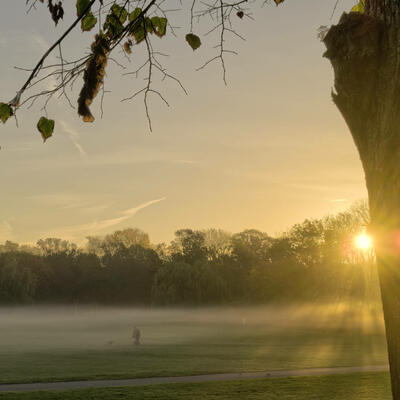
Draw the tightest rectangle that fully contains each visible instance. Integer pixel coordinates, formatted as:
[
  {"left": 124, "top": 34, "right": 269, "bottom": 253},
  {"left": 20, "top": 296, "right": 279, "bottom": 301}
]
[{"left": 324, "top": 1, "right": 400, "bottom": 398}]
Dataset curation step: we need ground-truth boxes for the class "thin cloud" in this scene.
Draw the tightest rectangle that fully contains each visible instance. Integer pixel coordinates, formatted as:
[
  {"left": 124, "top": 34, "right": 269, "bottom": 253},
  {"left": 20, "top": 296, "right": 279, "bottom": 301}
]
[
  {"left": 27, "top": 193, "right": 110, "bottom": 217},
  {"left": 55, "top": 197, "right": 166, "bottom": 239},
  {"left": 122, "top": 198, "right": 167, "bottom": 217},
  {"left": 60, "top": 121, "right": 87, "bottom": 157},
  {"left": 91, "top": 197, "right": 167, "bottom": 231},
  {"left": 173, "top": 159, "right": 199, "bottom": 165}
]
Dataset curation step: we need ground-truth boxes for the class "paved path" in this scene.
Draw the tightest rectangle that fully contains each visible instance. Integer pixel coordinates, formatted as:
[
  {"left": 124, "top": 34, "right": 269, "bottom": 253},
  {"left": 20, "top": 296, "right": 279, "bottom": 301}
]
[{"left": 0, "top": 365, "right": 389, "bottom": 393}]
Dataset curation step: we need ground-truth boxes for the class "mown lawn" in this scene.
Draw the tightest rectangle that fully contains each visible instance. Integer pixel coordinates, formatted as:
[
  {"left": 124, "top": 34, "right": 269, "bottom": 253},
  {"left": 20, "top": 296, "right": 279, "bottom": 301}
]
[
  {"left": 0, "top": 305, "right": 388, "bottom": 384},
  {"left": 0, "top": 373, "right": 392, "bottom": 400},
  {"left": 0, "top": 331, "right": 388, "bottom": 384}
]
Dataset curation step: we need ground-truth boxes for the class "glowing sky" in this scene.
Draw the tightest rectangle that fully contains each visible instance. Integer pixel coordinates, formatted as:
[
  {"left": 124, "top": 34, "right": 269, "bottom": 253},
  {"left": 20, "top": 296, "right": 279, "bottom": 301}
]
[{"left": 0, "top": 0, "right": 366, "bottom": 244}]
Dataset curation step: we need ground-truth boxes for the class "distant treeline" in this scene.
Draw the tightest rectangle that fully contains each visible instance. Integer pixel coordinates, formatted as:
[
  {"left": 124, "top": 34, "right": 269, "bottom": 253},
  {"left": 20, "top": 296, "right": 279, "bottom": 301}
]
[{"left": 0, "top": 201, "right": 379, "bottom": 305}]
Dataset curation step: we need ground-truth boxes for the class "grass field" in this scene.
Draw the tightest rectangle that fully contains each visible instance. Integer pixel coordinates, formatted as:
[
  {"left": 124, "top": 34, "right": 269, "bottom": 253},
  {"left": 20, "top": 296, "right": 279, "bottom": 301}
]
[
  {"left": 0, "top": 303, "right": 388, "bottom": 384},
  {"left": 0, "top": 373, "right": 392, "bottom": 400}
]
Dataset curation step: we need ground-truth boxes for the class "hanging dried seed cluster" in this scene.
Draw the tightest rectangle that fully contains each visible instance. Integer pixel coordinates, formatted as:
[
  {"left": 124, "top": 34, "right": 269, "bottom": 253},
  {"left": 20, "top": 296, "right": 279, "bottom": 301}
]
[{"left": 78, "top": 34, "right": 110, "bottom": 123}]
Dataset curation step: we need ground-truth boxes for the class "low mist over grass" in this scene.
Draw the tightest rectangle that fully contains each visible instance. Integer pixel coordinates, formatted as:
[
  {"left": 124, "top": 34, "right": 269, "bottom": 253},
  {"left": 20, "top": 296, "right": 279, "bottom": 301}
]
[{"left": 0, "top": 303, "right": 388, "bottom": 384}]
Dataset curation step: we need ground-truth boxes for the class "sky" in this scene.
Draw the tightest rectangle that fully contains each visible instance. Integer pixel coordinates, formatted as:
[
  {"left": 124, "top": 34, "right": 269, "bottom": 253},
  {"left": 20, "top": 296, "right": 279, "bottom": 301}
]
[{"left": 0, "top": 0, "right": 366, "bottom": 245}]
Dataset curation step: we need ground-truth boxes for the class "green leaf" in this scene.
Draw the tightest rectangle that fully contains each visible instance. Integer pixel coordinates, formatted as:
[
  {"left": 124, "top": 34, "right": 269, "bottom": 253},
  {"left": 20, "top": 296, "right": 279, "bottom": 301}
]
[
  {"left": 132, "top": 25, "right": 146, "bottom": 44},
  {"left": 111, "top": 4, "right": 127, "bottom": 24},
  {"left": 81, "top": 12, "right": 97, "bottom": 31},
  {"left": 104, "top": 13, "right": 123, "bottom": 37},
  {"left": 351, "top": 0, "right": 365, "bottom": 13},
  {"left": 103, "top": 4, "right": 128, "bottom": 38},
  {"left": 37, "top": 117, "right": 55, "bottom": 142},
  {"left": 128, "top": 9, "right": 146, "bottom": 42},
  {"left": 145, "top": 17, "right": 154, "bottom": 33},
  {"left": 151, "top": 16, "right": 167, "bottom": 37},
  {"left": 76, "top": 0, "right": 91, "bottom": 17},
  {"left": 129, "top": 8, "right": 142, "bottom": 23},
  {"left": 185, "top": 33, "right": 201, "bottom": 51},
  {"left": 0, "top": 102, "right": 13, "bottom": 124}
]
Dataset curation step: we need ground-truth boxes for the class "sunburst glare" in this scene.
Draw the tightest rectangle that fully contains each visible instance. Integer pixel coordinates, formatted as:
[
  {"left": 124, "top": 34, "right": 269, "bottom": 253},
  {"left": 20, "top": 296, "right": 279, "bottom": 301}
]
[{"left": 355, "top": 233, "right": 373, "bottom": 251}]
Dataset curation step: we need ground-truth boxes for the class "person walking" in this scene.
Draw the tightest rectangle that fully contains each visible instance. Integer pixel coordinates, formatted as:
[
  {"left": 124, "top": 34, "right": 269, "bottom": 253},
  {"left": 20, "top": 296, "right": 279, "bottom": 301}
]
[{"left": 132, "top": 326, "right": 141, "bottom": 345}]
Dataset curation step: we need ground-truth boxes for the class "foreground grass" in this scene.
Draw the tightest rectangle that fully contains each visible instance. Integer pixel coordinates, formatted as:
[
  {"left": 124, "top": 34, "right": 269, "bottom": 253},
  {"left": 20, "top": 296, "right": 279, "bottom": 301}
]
[
  {"left": 0, "top": 305, "right": 388, "bottom": 384},
  {"left": 0, "top": 329, "right": 388, "bottom": 384},
  {"left": 0, "top": 373, "right": 392, "bottom": 400}
]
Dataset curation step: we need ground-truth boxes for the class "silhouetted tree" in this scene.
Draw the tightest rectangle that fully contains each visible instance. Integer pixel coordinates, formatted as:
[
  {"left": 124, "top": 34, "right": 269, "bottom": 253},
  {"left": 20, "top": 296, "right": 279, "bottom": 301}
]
[
  {"left": 102, "top": 244, "right": 161, "bottom": 304},
  {"left": 37, "top": 238, "right": 77, "bottom": 256},
  {"left": 323, "top": 2, "right": 400, "bottom": 394},
  {"left": 0, "top": 204, "right": 379, "bottom": 306},
  {"left": 170, "top": 229, "right": 208, "bottom": 265}
]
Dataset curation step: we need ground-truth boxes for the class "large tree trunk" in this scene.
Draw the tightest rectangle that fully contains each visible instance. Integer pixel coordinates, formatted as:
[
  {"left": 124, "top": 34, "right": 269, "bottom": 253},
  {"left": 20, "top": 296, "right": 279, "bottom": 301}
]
[{"left": 324, "top": 5, "right": 400, "bottom": 399}]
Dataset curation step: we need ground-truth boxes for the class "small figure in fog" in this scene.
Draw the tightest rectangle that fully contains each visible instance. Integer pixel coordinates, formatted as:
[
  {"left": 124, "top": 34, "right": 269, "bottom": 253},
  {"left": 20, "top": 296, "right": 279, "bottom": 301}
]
[{"left": 132, "top": 326, "right": 141, "bottom": 345}]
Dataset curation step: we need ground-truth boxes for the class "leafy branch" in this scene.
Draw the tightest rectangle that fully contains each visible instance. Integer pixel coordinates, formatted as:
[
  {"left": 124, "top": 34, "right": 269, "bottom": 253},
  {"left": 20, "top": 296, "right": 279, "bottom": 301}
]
[{"left": 3, "top": 0, "right": 361, "bottom": 139}]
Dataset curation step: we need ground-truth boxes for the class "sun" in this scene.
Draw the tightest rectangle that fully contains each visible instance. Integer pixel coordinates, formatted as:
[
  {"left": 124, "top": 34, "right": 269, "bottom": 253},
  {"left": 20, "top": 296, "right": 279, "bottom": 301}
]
[{"left": 355, "top": 233, "right": 373, "bottom": 250}]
